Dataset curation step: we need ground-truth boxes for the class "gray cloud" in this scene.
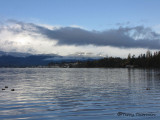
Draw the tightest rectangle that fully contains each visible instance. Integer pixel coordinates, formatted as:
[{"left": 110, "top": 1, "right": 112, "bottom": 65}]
[{"left": 3, "top": 20, "right": 160, "bottom": 49}]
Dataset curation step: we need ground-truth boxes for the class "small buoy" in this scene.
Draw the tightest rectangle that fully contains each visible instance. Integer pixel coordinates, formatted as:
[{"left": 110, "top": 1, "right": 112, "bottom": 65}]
[
  {"left": 11, "top": 89, "right": 15, "bottom": 91},
  {"left": 5, "top": 86, "right": 8, "bottom": 88},
  {"left": 146, "top": 88, "right": 150, "bottom": 90},
  {"left": 2, "top": 88, "right": 5, "bottom": 90}
]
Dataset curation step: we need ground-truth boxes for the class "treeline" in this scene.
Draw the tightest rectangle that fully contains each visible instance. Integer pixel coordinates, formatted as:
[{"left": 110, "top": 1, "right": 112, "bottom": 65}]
[{"left": 71, "top": 50, "right": 160, "bottom": 68}]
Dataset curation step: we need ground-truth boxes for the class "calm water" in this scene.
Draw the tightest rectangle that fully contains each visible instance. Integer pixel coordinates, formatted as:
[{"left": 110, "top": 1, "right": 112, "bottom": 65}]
[{"left": 0, "top": 68, "right": 160, "bottom": 120}]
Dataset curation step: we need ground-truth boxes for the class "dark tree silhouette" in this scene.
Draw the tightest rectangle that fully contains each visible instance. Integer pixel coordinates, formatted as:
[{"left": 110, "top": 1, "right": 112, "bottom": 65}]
[{"left": 67, "top": 50, "right": 160, "bottom": 68}]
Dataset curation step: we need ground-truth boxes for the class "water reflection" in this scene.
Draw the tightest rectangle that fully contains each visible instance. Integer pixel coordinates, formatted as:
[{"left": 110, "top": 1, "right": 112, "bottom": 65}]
[{"left": 0, "top": 68, "right": 160, "bottom": 120}]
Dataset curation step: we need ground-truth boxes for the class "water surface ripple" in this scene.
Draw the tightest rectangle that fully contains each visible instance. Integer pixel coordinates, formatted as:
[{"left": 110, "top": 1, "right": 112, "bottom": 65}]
[{"left": 0, "top": 68, "right": 160, "bottom": 120}]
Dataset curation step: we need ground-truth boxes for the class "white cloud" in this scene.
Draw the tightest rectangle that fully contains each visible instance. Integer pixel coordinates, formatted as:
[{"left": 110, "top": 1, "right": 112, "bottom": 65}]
[
  {"left": 38, "top": 24, "right": 62, "bottom": 30},
  {"left": 152, "top": 24, "right": 160, "bottom": 34},
  {"left": 69, "top": 25, "right": 85, "bottom": 29},
  {"left": 0, "top": 20, "right": 159, "bottom": 58}
]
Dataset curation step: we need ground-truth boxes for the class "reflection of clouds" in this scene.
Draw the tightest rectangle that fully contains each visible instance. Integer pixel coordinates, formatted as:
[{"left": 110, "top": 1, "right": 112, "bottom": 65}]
[{"left": 0, "top": 68, "right": 160, "bottom": 119}]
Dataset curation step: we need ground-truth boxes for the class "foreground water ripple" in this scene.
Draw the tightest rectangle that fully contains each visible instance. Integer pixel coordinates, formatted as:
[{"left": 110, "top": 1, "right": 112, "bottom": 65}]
[{"left": 0, "top": 68, "right": 160, "bottom": 120}]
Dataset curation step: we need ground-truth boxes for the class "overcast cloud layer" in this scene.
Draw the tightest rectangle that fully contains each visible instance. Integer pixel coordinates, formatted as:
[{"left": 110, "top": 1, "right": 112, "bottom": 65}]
[
  {"left": 0, "top": 20, "right": 160, "bottom": 57},
  {"left": 2, "top": 20, "right": 160, "bottom": 49}
]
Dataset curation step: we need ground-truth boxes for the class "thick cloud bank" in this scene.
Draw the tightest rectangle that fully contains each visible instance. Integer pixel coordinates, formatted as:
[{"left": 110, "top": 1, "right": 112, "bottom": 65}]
[{"left": 1, "top": 20, "right": 160, "bottom": 49}]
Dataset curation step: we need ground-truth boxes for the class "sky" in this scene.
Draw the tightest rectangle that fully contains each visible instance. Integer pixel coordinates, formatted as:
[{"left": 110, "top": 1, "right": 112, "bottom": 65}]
[{"left": 0, "top": 0, "right": 160, "bottom": 57}]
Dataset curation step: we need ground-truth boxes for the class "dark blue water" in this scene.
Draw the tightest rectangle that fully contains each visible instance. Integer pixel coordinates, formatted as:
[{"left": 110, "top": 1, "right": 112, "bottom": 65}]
[{"left": 0, "top": 68, "right": 160, "bottom": 120}]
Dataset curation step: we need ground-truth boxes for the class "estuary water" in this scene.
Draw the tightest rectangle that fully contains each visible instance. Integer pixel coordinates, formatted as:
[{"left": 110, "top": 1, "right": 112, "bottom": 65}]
[{"left": 0, "top": 68, "right": 160, "bottom": 120}]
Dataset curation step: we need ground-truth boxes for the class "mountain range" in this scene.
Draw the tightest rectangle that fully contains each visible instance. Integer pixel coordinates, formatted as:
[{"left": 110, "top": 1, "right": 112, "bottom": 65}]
[{"left": 0, "top": 51, "right": 103, "bottom": 67}]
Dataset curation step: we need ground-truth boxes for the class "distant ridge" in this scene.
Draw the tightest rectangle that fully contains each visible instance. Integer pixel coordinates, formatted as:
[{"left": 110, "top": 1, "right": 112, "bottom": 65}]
[
  {"left": 0, "top": 51, "right": 102, "bottom": 67},
  {"left": 0, "top": 51, "right": 32, "bottom": 57}
]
